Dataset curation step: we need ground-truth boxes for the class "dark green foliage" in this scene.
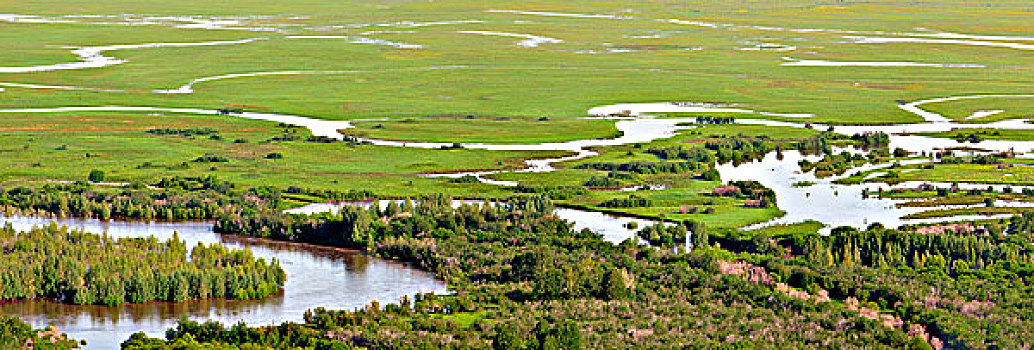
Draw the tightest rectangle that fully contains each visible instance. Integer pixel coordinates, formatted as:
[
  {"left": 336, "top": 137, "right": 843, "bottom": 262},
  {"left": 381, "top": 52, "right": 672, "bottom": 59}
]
[
  {"left": 938, "top": 154, "right": 1003, "bottom": 165},
  {"left": 951, "top": 132, "right": 990, "bottom": 143},
  {"left": 0, "top": 224, "right": 285, "bottom": 305},
  {"left": 699, "top": 168, "right": 721, "bottom": 181},
  {"left": 575, "top": 161, "right": 701, "bottom": 174},
  {"left": 598, "top": 195, "right": 651, "bottom": 208},
  {"left": 582, "top": 175, "right": 623, "bottom": 188},
  {"left": 850, "top": 132, "right": 890, "bottom": 149},
  {"left": 193, "top": 154, "right": 230, "bottom": 163},
  {"left": 721, "top": 181, "right": 776, "bottom": 207},
  {"left": 88, "top": 169, "right": 105, "bottom": 183},
  {"left": 123, "top": 190, "right": 958, "bottom": 349},
  {"left": 448, "top": 175, "right": 481, "bottom": 183},
  {"left": 646, "top": 145, "right": 716, "bottom": 163},
  {"left": 695, "top": 116, "right": 735, "bottom": 124},
  {"left": 0, "top": 176, "right": 276, "bottom": 221},
  {"left": 283, "top": 187, "right": 375, "bottom": 201},
  {"left": 0, "top": 315, "right": 81, "bottom": 349},
  {"left": 798, "top": 151, "right": 871, "bottom": 176},
  {"left": 146, "top": 128, "right": 218, "bottom": 137},
  {"left": 636, "top": 223, "right": 687, "bottom": 247}
]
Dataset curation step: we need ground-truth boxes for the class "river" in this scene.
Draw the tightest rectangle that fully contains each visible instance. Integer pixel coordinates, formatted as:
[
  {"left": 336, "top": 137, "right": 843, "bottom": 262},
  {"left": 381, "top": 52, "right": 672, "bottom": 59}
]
[
  {"left": 2, "top": 202, "right": 654, "bottom": 348},
  {"left": 4, "top": 95, "right": 1034, "bottom": 345},
  {"left": 0, "top": 215, "right": 446, "bottom": 349}
]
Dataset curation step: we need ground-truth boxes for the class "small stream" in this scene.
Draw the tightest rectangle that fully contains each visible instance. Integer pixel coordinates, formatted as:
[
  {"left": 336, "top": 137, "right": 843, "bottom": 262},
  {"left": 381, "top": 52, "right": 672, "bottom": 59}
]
[{"left": 5, "top": 97, "right": 1034, "bottom": 234}]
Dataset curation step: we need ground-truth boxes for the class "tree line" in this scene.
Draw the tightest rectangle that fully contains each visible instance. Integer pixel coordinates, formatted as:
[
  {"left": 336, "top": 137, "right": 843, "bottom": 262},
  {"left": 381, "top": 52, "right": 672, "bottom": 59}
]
[
  {"left": 0, "top": 224, "right": 285, "bottom": 306},
  {"left": 0, "top": 176, "right": 279, "bottom": 221}
]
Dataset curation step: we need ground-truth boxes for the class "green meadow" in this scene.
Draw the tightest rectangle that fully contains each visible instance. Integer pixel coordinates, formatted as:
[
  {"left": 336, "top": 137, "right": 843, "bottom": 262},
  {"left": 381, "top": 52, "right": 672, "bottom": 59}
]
[
  {"left": 8, "top": 2, "right": 1034, "bottom": 348},
  {"left": 0, "top": 111, "right": 560, "bottom": 196},
  {"left": 0, "top": 0, "right": 1032, "bottom": 124},
  {"left": 348, "top": 115, "right": 619, "bottom": 144},
  {"left": 1, "top": 0, "right": 1033, "bottom": 221}
]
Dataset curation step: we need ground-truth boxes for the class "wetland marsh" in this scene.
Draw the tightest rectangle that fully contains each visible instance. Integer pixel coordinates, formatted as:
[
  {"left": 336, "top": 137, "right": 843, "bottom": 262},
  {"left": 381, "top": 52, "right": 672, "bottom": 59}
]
[{"left": 3, "top": 0, "right": 1034, "bottom": 348}]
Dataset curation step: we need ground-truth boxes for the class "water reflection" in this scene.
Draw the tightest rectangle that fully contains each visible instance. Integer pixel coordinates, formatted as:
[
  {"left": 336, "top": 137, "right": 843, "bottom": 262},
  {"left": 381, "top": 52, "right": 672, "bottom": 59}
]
[{"left": 1, "top": 215, "right": 446, "bottom": 349}]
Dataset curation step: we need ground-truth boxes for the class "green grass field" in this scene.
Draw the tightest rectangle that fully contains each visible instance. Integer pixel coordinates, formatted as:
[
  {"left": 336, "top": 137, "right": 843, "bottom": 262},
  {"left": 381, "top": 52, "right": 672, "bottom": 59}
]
[
  {"left": 7, "top": 2, "right": 1034, "bottom": 349},
  {"left": 0, "top": 111, "right": 565, "bottom": 196},
  {"left": 1, "top": 0, "right": 1033, "bottom": 125},
  {"left": 2, "top": 0, "right": 1034, "bottom": 226},
  {"left": 921, "top": 97, "right": 1034, "bottom": 123},
  {"left": 348, "top": 115, "right": 619, "bottom": 144},
  {"left": 914, "top": 128, "right": 1034, "bottom": 141}
]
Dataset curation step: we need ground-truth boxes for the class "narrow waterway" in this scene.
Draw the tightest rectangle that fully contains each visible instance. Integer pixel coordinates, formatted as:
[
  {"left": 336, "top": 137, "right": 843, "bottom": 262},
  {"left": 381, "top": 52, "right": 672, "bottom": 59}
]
[
  {"left": 4, "top": 96, "right": 1034, "bottom": 234},
  {"left": 286, "top": 200, "right": 658, "bottom": 244},
  {"left": 4, "top": 95, "right": 1034, "bottom": 345}
]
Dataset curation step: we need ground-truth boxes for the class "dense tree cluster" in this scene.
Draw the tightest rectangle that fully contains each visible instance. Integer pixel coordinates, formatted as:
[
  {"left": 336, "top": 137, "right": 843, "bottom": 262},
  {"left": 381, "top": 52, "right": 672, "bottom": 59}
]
[
  {"left": 598, "top": 194, "right": 651, "bottom": 208},
  {"left": 717, "top": 181, "right": 777, "bottom": 207},
  {"left": 645, "top": 145, "right": 715, "bottom": 163},
  {"left": 938, "top": 154, "right": 1003, "bottom": 165},
  {"left": 146, "top": 128, "right": 218, "bottom": 137},
  {"left": 582, "top": 175, "right": 626, "bottom": 188},
  {"left": 799, "top": 151, "right": 871, "bottom": 177},
  {"left": 125, "top": 188, "right": 950, "bottom": 349},
  {"left": 0, "top": 315, "right": 81, "bottom": 349},
  {"left": 708, "top": 220, "right": 1034, "bottom": 349},
  {"left": 645, "top": 133, "right": 863, "bottom": 171},
  {"left": 694, "top": 116, "right": 736, "bottom": 124},
  {"left": 850, "top": 132, "right": 890, "bottom": 149},
  {"left": 575, "top": 161, "right": 702, "bottom": 174},
  {"left": 0, "top": 177, "right": 278, "bottom": 220},
  {"left": 635, "top": 223, "right": 689, "bottom": 248},
  {"left": 283, "top": 187, "right": 376, "bottom": 202},
  {"left": 0, "top": 224, "right": 285, "bottom": 305},
  {"left": 193, "top": 154, "right": 230, "bottom": 163},
  {"left": 704, "top": 137, "right": 779, "bottom": 164},
  {"left": 125, "top": 198, "right": 927, "bottom": 348},
  {"left": 949, "top": 130, "right": 1000, "bottom": 143}
]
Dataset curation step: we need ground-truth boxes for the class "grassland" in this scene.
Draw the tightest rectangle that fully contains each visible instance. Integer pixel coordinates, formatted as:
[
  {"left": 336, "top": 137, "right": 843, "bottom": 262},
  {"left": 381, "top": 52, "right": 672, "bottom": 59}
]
[
  {"left": 0, "top": 0, "right": 1032, "bottom": 125},
  {"left": 921, "top": 97, "right": 1034, "bottom": 123},
  {"left": 894, "top": 162, "right": 1034, "bottom": 185},
  {"left": 912, "top": 128, "right": 1034, "bottom": 141},
  {"left": 0, "top": 110, "right": 566, "bottom": 196},
  {"left": 484, "top": 124, "right": 821, "bottom": 229},
  {"left": 1, "top": 0, "right": 1033, "bottom": 221},
  {"left": 348, "top": 115, "right": 619, "bottom": 144},
  {"left": 7, "top": 2, "right": 1034, "bottom": 347}
]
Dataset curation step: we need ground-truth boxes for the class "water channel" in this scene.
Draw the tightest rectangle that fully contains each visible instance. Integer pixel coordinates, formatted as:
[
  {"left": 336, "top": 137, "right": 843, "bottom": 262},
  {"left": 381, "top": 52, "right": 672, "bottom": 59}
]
[
  {"left": 4, "top": 95, "right": 1034, "bottom": 345},
  {"left": 0, "top": 215, "right": 446, "bottom": 349}
]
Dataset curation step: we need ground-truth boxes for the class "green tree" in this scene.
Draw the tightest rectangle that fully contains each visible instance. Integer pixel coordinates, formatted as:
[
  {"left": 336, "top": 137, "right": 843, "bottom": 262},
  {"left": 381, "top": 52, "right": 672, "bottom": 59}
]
[
  {"left": 493, "top": 322, "right": 523, "bottom": 350},
  {"left": 88, "top": 169, "right": 105, "bottom": 182}
]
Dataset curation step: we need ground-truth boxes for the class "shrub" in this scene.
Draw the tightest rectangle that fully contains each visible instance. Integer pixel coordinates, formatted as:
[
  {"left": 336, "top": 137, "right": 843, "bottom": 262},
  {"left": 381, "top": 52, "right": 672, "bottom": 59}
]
[
  {"left": 88, "top": 169, "right": 105, "bottom": 182},
  {"left": 193, "top": 154, "right": 230, "bottom": 163}
]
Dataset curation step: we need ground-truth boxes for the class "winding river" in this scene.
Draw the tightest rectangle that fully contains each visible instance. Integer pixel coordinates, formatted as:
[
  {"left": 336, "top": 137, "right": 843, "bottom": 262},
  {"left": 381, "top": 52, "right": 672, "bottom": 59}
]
[
  {"left": 6, "top": 97, "right": 1034, "bottom": 232},
  {"left": 0, "top": 215, "right": 446, "bottom": 349},
  {"left": 2, "top": 203, "right": 649, "bottom": 348},
  {"left": 4, "top": 95, "right": 1034, "bottom": 346}
]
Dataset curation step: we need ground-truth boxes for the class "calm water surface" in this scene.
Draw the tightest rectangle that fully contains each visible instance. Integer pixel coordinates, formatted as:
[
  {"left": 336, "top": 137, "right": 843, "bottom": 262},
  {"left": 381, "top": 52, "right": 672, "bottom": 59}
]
[{"left": 1, "top": 215, "right": 446, "bottom": 349}]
